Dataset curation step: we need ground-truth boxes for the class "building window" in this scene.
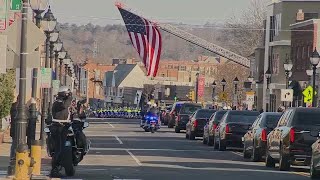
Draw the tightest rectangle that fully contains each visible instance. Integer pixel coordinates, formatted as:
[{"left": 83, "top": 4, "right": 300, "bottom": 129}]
[
  {"left": 168, "top": 65, "right": 173, "bottom": 69},
  {"left": 84, "top": 71, "right": 87, "bottom": 78},
  {"left": 179, "top": 66, "right": 186, "bottom": 71},
  {"left": 174, "top": 65, "right": 179, "bottom": 69},
  {"left": 118, "top": 88, "right": 124, "bottom": 97}
]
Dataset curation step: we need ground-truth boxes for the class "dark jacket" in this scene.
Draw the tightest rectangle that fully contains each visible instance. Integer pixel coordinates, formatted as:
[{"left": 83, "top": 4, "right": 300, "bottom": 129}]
[{"left": 52, "top": 96, "right": 72, "bottom": 120}]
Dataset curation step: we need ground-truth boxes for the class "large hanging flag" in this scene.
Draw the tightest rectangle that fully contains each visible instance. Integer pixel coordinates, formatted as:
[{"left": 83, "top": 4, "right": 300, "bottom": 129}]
[{"left": 116, "top": 5, "right": 162, "bottom": 77}]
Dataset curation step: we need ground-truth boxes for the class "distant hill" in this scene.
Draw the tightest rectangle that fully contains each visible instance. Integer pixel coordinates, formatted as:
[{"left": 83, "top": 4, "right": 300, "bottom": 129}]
[{"left": 57, "top": 22, "right": 257, "bottom": 64}]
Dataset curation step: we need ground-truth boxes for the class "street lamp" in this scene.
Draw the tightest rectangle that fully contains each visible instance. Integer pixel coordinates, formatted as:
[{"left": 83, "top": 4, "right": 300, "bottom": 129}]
[
  {"left": 63, "top": 54, "right": 71, "bottom": 86},
  {"left": 59, "top": 48, "right": 67, "bottom": 85},
  {"left": 195, "top": 73, "right": 199, "bottom": 103},
  {"left": 233, "top": 77, "right": 239, "bottom": 109},
  {"left": 211, "top": 81, "right": 216, "bottom": 101},
  {"left": 29, "top": 0, "right": 49, "bottom": 28},
  {"left": 283, "top": 54, "right": 293, "bottom": 89},
  {"left": 40, "top": 5, "right": 57, "bottom": 146},
  {"left": 310, "top": 48, "right": 320, "bottom": 107},
  {"left": 54, "top": 38, "right": 63, "bottom": 81},
  {"left": 265, "top": 67, "right": 271, "bottom": 112},
  {"left": 221, "top": 78, "right": 226, "bottom": 91}
]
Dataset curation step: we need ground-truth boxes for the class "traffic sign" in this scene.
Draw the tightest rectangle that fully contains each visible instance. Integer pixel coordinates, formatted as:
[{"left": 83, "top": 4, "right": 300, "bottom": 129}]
[
  {"left": 281, "top": 89, "right": 293, "bottom": 102},
  {"left": 4, "top": 19, "right": 46, "bottom": 54},
  {"left": 10, "top": 0, "right": 21, "bottom": 10},
  {"left": 303, "top": 86, "right": 316, "bottom": 103},
  {"left": 40, "top": 68, "right": 52, "bottom": 88},
  {"left": 52, "top": 80, "right": 60, "bottom": 96},
  {"left": 219, "top": 92, "right": 227, "bottom": 101}
]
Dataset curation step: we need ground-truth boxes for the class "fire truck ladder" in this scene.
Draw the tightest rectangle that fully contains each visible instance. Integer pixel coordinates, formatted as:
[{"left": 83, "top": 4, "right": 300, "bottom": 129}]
[{"left": 158, "top": 23, "right": 250, "bottom": 68}]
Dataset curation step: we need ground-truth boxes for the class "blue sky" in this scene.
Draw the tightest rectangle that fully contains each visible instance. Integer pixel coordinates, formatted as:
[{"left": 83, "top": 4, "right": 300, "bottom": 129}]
[{"left": 49, "top": 0, "right": 254, "bottom": 25}]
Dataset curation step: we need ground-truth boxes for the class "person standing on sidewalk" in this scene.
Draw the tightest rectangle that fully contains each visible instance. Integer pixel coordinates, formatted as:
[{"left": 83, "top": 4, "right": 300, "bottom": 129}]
[{"left": 8, "top": 95, "right": 19, "bottom": 175}]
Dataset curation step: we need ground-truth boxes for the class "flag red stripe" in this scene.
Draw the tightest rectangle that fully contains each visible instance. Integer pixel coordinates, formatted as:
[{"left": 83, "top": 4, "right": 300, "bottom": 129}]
[{"left": 153, "top": 28, "right": 162, "bottom": 77}]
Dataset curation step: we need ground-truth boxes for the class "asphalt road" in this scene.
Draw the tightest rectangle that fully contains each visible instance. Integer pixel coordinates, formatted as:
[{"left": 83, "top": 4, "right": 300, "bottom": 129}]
[{"left": 63, "top": 118, "right": 310, "bottom": 180}]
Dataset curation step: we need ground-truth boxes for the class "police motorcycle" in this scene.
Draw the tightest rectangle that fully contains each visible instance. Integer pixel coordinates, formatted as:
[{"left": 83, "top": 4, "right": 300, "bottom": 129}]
[
  {"left": 141, "top": 106, "right": 160, "bottom": 133},
  {"left": 45, "top": 100, "right": 90, "bottom": 177}
]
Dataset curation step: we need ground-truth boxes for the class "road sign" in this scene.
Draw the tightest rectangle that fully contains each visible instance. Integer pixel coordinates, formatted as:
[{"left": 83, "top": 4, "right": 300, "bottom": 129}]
[
  {"left": 303, "top": 85, "right": 316, "bottom": 103},
  {"left": 219, "top": 92, "right": 227, "bottom": 101},
  {"left": 4, "top": 19, "right": 46, "bottom": 54},
  {"left": 10, "top": 0, "right": 21, "bottom": 10},
  {"left": 281, "top": 89, "right": 293, "bottom": 102},
  {"left": 52, "top": 80, "right": 60, "bottom": 96},
  {"left": 41, "top": 68, "right": 52, "bottom": 88}
]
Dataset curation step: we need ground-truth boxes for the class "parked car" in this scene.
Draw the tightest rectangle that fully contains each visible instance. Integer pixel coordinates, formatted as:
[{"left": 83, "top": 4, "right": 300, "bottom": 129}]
[
  {"left": 174, "top": 103, "right": 202, "bottom": 133},
  {"left": 203, "top": 110, "right": 228, "bottom": 146},
  {"left": 185, "top": 109, "right": 216, "bottom": 139},
  {"left": 214, "top": 110, "right": 260, "bottom": 151},
  {"left": 266, "top": 107, "right": 320, "bottom": 171},
  {"left": 168, "top": 102, "right": 185, "bottom": 128},
  {"left": 243, "top": 112, "right": 282, "bottom": 161},
  {"left": 310, "top": 130, "right": 320, "bottom": 178}
]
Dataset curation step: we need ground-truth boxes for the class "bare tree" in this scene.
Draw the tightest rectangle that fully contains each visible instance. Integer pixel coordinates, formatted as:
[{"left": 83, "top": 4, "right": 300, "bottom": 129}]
[{"left": 224, "top": 0, "right": 268, "bottom": 57}]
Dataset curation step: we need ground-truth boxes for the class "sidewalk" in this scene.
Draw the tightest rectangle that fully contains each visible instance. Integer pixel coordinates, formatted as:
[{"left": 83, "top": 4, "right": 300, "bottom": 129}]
[{"left": 0, "top": 127, "right": 52, "bottom": 180}]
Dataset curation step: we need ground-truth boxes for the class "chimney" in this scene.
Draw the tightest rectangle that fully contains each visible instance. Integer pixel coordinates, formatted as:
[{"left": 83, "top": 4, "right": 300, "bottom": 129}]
[{"left": 296, "top": 9, "right": 304, "bottom": 22}]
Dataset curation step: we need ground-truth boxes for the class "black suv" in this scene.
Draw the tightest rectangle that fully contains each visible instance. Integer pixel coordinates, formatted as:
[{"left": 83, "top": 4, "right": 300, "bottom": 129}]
[
  {"left": 185, "top": 109, "right": 216, "bottom": 140},
  {"left": 214, "top": 110, "right": 259, "bottom": 151},
  {"left": 266, "top": 108, "right": 320, "bottom": 171},
  {"left": 174, "top": 103, "right": 202, "bottom": 133}
]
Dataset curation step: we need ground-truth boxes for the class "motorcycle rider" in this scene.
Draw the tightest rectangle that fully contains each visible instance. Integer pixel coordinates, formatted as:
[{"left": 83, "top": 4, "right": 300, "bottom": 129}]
[{"left": 49, "top": 86, "right": 87, "bottom": 177}]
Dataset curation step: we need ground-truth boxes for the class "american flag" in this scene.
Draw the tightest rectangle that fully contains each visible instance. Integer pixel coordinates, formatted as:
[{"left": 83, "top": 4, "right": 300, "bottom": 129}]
[{"left": 117, "top": 7, "right": 162, "bottom": 77}]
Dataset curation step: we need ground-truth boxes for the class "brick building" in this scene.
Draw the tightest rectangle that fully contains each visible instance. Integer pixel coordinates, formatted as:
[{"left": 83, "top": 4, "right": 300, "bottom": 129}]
[
  {"left": 77, "top": 59, "right": 115, "bottom": 100},
  {"left": 290, "top": 17, "right": 320, "bottom": 106}
]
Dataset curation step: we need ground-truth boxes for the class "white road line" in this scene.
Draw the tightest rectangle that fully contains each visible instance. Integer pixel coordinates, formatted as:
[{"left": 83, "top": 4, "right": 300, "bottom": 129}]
[
  {"left": 90, "top": 147, "right": 216, "bottom": 152},
  {"left": 0, "top": 171, "right": 6, "bottom": 175},
  {"left": 114, "top": 135, "right": 123, "bottom": 144},
  {"left": 231, "top": 151, "right": 243, "bottom": 156},
  {"left": 108, "top": 122, "right": 115, "bottom": 128},
  {"left": 126, "top": 150, "right": 142, "bottom": 166}
]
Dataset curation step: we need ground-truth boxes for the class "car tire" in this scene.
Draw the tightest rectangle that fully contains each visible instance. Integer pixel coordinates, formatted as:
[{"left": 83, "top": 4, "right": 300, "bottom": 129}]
[
  {"left": 175, "top": 127, "right": 181, "bottom": 133},
  {"left": 265, "top": 149, "right": 275, "bottom": 168},
  {"left": 189, "top": 131, "right": 195, "bottom": 140},
  {"left": 279, "top": 150, "right": 290, "bottom": 171},
  {"left": 311, "top": 156, "right": 320, "bottom": 179},
  {"left": 207, "top": 136, "right": 214, "bottom": 146},
  {"left": 218, "top": 138, "right": 226, "bottom": 151},
  {"left": 213, "top": 137, "right": 219, "bottom": 150},
  {"left": 203, "top": 134, "right": 208, "bottom": 144},
  {"left": 243, "top": 143, "right": 251, "bottom": 159},
  {"left": 251, "top": 143, "right": 261, "bottom": 162}
]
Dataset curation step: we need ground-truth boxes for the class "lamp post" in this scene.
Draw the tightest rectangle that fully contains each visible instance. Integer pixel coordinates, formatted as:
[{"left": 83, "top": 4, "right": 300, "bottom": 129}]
[
  {"left": 54, "top": 38, "right": 63, "bottom": 80},
  {"left": 265, "top": 68, "right": 272, "bottom": 112},
  {"left": 221, "top": 78, "right": 226, "bottom": 92},
  {"left": 7, "top": 0, "right": 29, "bottom": 175},
  {"left": 248, "top": 75, "right": 254, "bottom": 90},
  {"left": 283, "top": 54, "right": 293, "bottom": 89},
  {"left": 29, "top": 0, "right": 49, "bottom": 28},
  {"left": 233, "top": 77, "right": 239, "bottom": 109},
  {"left": 211, "top": 81, "right": 216, "bottom": 101},
  {"left": 40, "top": 6, "right": 56, "bottom": 146},
  {"left": 310, "top": 49, "right": 320, "bottom": 107},
  {"left": 59, "top": 49, "right": 67, "bottom": 85},
  {"left": 195, "top": 73, "right": 199, "bottom": 103},
  {"left": 63, "top": 54, "right": 71, "bottom": 86}
]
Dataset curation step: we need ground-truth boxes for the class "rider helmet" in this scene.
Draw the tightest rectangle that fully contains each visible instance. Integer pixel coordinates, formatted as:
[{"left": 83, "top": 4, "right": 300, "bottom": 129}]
[{"left": 57, "top": 86, "right": 71, "bottom": 98}]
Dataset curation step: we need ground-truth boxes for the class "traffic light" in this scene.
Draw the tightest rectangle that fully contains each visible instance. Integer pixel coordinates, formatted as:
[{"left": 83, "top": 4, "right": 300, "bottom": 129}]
[{"left": 174, "top": 92, "right": 177, "bottom": 101}]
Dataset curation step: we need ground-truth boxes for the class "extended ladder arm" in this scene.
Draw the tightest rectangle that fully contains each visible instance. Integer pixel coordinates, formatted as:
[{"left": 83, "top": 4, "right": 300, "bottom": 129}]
[{"left": 158, "top": 24, "right": 250, "bottom": 68}]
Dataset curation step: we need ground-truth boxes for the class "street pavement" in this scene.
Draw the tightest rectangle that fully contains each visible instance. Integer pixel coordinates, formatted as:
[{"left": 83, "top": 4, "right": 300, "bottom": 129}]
[{"left": 0, "top": 118, "right": 311, "bottom": 180}]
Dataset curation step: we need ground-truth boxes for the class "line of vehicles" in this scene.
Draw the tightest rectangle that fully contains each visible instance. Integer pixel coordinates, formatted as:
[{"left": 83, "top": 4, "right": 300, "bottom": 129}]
[{"left": 160, "top": 101, "right": 320, "bottom": 179}]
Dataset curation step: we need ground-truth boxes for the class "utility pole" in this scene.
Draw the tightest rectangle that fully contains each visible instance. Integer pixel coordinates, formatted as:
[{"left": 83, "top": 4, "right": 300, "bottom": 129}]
[{"left": 195, "top": 73, "right": 199, "bottom": 103}]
